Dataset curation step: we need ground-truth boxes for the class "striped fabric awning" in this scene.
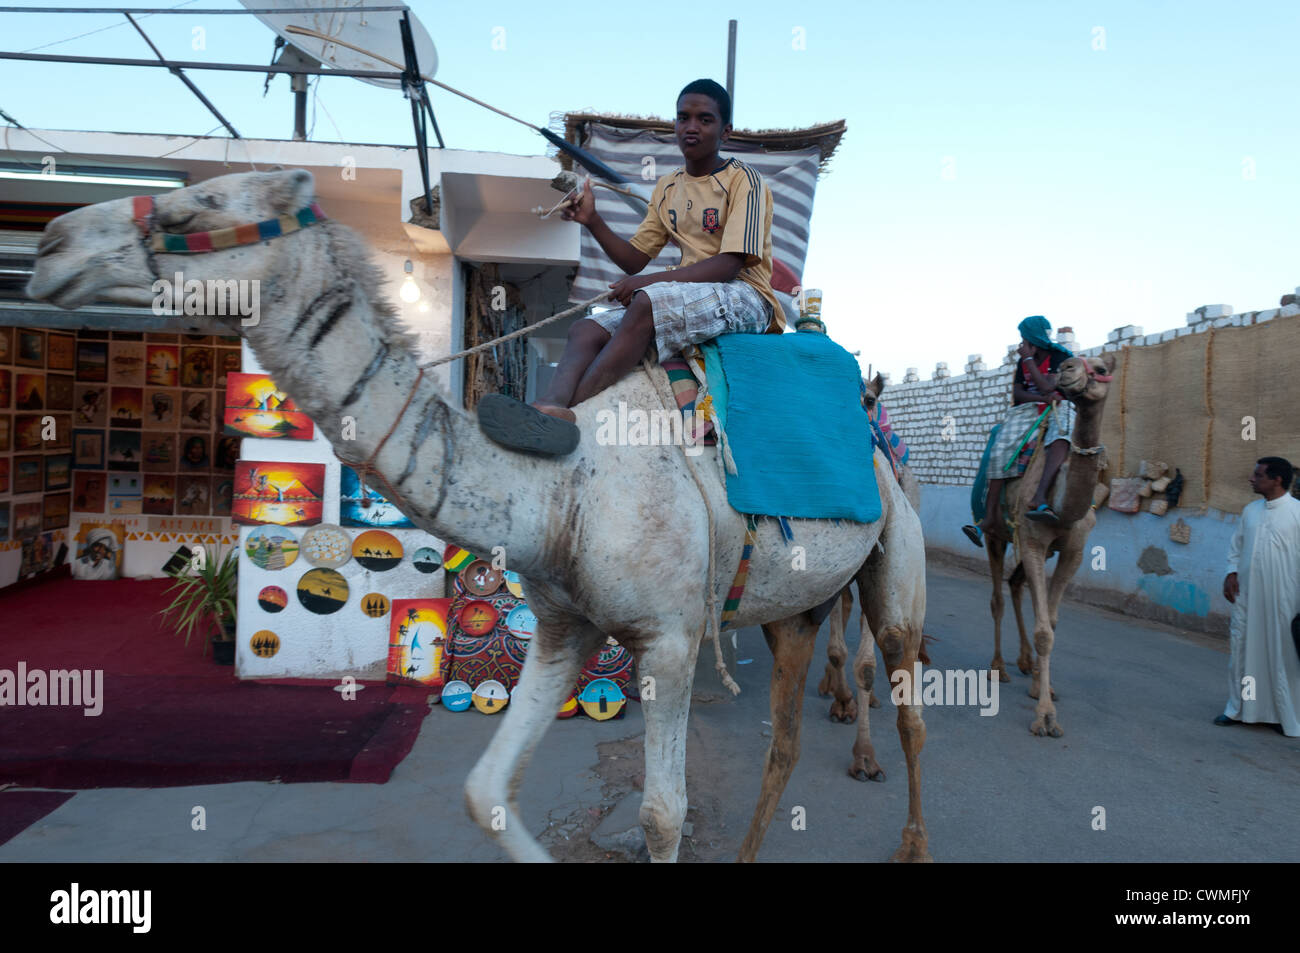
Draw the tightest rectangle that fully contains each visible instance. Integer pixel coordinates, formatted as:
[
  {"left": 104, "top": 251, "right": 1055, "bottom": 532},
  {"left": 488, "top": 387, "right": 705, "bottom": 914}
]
[{"left": 568, "top": 123, "right": 822, "bottom": 319}]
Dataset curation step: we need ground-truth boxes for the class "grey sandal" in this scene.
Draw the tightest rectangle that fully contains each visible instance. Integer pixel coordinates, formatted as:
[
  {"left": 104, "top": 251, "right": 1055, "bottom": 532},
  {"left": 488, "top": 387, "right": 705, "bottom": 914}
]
[{"left": 477, "top": 393, "right": 580, "bottom": 456}]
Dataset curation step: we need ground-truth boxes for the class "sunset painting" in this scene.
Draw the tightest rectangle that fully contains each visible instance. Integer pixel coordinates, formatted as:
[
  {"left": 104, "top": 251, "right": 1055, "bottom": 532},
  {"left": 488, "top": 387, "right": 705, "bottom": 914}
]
[
  {"left": 232, "top": 460, "right": 325, "bottom": 527},
  {"left": 223, "top": 372, "right": 314, "bottom": 440}
]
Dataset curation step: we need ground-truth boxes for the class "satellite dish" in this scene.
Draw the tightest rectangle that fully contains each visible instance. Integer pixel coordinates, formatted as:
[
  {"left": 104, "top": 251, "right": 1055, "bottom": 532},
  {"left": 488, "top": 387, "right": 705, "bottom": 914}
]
[{"left": 239, "top": 0, "right": 437, "bottom": 88}]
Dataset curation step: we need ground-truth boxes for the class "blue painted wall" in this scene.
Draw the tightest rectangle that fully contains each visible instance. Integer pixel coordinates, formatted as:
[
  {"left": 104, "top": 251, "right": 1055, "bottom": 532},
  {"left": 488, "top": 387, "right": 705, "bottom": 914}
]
[{"left": 918, "top": 484, "right": 1236, "bottom": 626}]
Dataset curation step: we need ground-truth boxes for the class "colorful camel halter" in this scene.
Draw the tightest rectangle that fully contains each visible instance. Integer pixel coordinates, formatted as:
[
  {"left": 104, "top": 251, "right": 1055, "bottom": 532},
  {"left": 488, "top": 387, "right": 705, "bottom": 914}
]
[{"left": 131, "top": 195, "right": 327, "bottom": 253}]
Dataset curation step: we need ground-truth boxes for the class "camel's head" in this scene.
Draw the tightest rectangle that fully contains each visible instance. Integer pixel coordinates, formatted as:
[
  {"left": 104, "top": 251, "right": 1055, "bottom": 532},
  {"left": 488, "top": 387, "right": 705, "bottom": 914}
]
[
  {"left": 26, "top": 169, "right": 318, "bottom": 313},
  {"left": 861, "top": 372, "right": 885, "bottom": 417},
  {"left": 1056, "top": 352, "right": 1116, "bottom": 403}
]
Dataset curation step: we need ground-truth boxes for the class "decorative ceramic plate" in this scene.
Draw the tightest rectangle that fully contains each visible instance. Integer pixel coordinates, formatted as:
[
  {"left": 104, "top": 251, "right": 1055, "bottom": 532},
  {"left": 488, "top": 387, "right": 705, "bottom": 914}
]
[
  {"left": 300, "top": 523, "right": 351, "bottom": 568},
  {"left": 457, "top": 600, "right": 499, "bottom": 636},
  {"left": 578, "top": 678, "right": 626, "bottom": 721},
  {"left": 249, "top": 629, "right": 280, "bottom": 658},
  {"left": 460, "top": 559, "right": 504, "bottom": 597},
  {"left": 503, "top": 570, "right": 524, "bottom": 599},
  {"left": 472, "top": 679, "right": 509, "bottom": 714},
  {"left": 411, "top": 546, "right": 442, "bottom": 574},
  {"left": 244, "top": 525, "right": 299, "bottom": 570},
  {"left": 296, "top": 568, "right": 349, "bottom": 615},
  {"left": 257, "top": 585, "right": 288, "bottom": 613},
  {"left": 556, "top": 696, "right": 579, "bottom": 719},
  {"left": 352, "top": 530, "right": 403, "bottom": 571},
  {"left": 505, "top": 604, "right": 537, "bottom": 640},
  {"left": 359, "top": 592, "right": 390, "bottom": 618},
  {"left": 441, "top": 680, "right": 473, "bottom": 712}
]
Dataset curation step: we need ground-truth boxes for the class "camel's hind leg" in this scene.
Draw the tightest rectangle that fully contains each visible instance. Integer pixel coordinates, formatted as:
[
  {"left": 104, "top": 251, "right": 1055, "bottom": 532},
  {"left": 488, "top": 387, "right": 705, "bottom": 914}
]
[
  {"left": 1008, "top": 561, "right": 1034, "bottom": 677},
  {"left": 859, "top": 498, "right": 930, "bottom": 862},
  {"left": 737, "top": 613, "right": 820, "bottom": 863},
  {"left": 635, "top": 628, "right": 703, "bottom": 863},
  {"left": 817, "top": 588, "right": 859, "bottom": 722},
  {"left": 987, "top": 540, "right": 1011, "bottom": 683},
  {"left": 848, "top": 577, "right": 886, "bottom": 782},
  {"left": 465, "top": 616, "right": 604, "bottom": 862}
]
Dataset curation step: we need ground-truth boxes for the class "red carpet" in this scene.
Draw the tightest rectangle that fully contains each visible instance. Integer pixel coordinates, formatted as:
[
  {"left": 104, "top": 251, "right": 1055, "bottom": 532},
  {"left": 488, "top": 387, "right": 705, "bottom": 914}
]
[{"left": 0, "top": 576, "right": 431, "bottom": 789}]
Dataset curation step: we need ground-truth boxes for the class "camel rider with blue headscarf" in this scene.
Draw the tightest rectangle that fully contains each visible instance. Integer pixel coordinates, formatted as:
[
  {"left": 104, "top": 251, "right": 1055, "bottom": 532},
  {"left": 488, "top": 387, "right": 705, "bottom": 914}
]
[{"left": 963, "top": 316, "right": 1075, "bottom": 547}]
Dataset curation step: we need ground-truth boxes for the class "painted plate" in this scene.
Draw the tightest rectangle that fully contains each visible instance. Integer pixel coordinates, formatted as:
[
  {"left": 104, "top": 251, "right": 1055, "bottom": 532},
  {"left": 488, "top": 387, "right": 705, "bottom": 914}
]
[
  {"left": 296, "top": 567, "right": 349, "bottom": 615},
  {"left": 505, "top": 604, "right": 537, "bottom": 640},
  {"left": 411, "top": 546, "right": 442, "bottom": 574},
  {"left": 244, "top": 525, "right": 299, "bottom": 570},
  {"left": 359, "top": 592, "right": 390, "bottom": 618},
  {"left": 249, "top": 629, "right": 280, "bottom": 658},
  {"left": 472, "top": 679, "right": 509, "bottom": 714},
  {"left": 460, "top": 559, "right": 504, "bottom": 597},
  {"left": 441, "top": 680, "right": 473, "bottom": 711},
  {"left": 352, "top": 529, "right": 402, "bottom": 571},
  {"left": 578, "top": 678, "right": 626, "bottom": 721},
  {"left": 457, "top": 600, "right": 499, "bottom": 637},
  {"left": 300, "top": 523, "right": 351, "bottom": 568},
  {"left": 556, "top": 696, "right": 579, "bottom": 719},
  {"left": 503, "top": 570, "right": 524, "bottom": 598},
  {"left": 257, "top": 585, "right": 288, "bottom": 613}
]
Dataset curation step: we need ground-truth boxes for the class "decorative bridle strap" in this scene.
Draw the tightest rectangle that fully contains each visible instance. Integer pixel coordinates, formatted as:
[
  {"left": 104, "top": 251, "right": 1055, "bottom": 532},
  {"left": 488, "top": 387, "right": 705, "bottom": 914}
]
[{"left": 131, "top": 194, "right": 327, "bottom": 253}]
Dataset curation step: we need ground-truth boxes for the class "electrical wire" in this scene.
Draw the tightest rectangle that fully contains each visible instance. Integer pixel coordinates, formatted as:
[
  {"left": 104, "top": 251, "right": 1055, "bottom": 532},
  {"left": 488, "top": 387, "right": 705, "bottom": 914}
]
[{"left": 20, "top": 0, "right": 200, "bottom": 54}]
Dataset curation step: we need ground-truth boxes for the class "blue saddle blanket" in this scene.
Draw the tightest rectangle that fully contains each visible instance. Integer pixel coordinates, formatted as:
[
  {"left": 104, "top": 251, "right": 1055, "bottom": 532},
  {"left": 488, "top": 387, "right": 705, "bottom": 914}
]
[{"left": 703, "top": 332, "right": 881, "bottom": 523}]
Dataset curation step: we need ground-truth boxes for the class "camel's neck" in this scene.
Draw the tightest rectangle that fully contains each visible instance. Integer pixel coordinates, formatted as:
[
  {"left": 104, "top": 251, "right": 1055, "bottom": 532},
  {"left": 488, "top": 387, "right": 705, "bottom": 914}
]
[
  {"left": 236, "top": 225, "right": 562, "bottom": 573},
  {"left": 1057, "top": 398, "right": 1105, "bottom": 524}
]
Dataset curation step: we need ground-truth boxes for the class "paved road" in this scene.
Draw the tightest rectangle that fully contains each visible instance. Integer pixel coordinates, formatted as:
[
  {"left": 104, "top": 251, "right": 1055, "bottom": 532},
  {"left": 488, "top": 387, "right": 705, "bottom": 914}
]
[{"left": 4, "top": 563, "right": 1297, "bottom": 863}]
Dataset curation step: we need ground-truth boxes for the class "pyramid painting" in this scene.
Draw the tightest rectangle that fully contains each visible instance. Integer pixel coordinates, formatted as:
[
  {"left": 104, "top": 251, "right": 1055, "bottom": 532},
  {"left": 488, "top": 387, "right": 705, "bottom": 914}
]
[
  {"left": 232, "top": 460, "right": 325, "bottom": 526},
  {"left": 223, "top": 372, "right": 314, "bottom": 440}
]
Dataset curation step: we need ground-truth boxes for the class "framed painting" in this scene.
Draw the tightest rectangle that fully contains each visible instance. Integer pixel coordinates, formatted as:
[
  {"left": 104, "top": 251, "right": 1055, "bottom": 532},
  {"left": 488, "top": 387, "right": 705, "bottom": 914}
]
[
  {"left": 46, "top": 333, "right": 76, "bottom": 371},
  {"left": 232, "top": 460, "right": 325, "bottom": 526},
  {"left": 175, "top": 473, "right": 211, "bottom": 516},
  {"left": 14, "top": 454, "right": 43, "bottom": 494},
  {"left": 0, "top": 412, "right": 9, "bottom": 452},
  {"left": 73, "top": 429, "right": 105, "bottom": 468},
  {"left": 107, "top": 430, "right": 142, "bottom": 471},
  {"left": 0, "top": 502, "right": 8, "bottom": 542},
  {"left": 46, "top": 373, "right": 74, "bottom": 411},
  {"left": 0, "top": 326, "right": 13, "bottom": 363},
  {"left": 142, "top": 474, "right": 176, "bottom": 515},
  {"left": 46, "top": 414, "right": 71, "bottom": 450},
  {"left": 178, "top": 432, "right": 210, "bottom": 471},
  {"left": 14, "top": 413, "right": 45, "bottom": 451},
  {"left": 181, "top": 346, "right": 214, "bottom": 388},
  {"left": 73, "top": 471, "right": 108, "bottom": 512},
  {"left": 216, "top": 348, "right": 242, "bottom": 387},
  {"left": 13, "top": 501, "right": 42, "bottom": 539},
  {"left": 145, "top": 344, "right": 180, "bottom": 387},
  {"left": 73, "top": 384, "right": 108, "bottom": 427},
  {"left": 15, "top": 329, "right": 44, "bottom": 368},
  {"left": 143, "top": 388, "right": 179, "bottom": 428},
  {"left": 180, "top": 390, "right": 213, "bottom": 431},
  {"left": 76, "top": 341, "right": 108, "bottom": 381},
  {"left": 339, "top": 465, "right": 415, "bottom": 527},
  {"left": 109, "top": 386, "right": 143, "bottom": 428},
  {"left": 44, "top": 452, "right": 72, "bottom": 491},
  {"left": 14, "top": 372, "right": 44, "bottom": 410},
  {"left": 42, "top": 492, "right": 70, "bottom": 530},
  {"left": 0, "top": 457, "right": 8, "bottom": 494},
  {"left": 0, "top": 368, "right": 10, "bottom": 408},
  {"left": 223, "top": 372, "right": 314, "bottom": 440},
  {"left": 142, "top": 432, "right": 177, "bottom": 472}
]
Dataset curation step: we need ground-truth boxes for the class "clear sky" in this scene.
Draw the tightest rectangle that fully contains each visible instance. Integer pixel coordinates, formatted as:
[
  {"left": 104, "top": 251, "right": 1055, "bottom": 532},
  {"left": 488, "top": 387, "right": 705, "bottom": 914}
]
[{"left": 2, "top": 0, "right": 1298, "bottom": 379}]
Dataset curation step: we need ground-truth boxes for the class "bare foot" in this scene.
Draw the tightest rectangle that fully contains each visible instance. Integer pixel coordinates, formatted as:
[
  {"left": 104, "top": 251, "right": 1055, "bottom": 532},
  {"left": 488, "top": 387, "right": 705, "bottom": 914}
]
[{"left": 530, "top": 402, "right": 577, "bottom": 423}]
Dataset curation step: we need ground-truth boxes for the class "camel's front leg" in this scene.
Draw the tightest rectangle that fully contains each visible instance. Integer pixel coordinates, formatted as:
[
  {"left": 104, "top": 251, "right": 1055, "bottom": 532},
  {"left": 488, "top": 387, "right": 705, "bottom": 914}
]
[
  {"left": 737, "top": 614, "right": 819, "bottom": 862},
  {"left": 817, "top": 588, "right": 859, "bottom": 722},
  {"left": 636, "top": 628, "right": 702, "bottom": 862},
  {"left": 465, "top": 617, "right": 605, "bottom": 861},
  {"left": 1021, "top": 550, "right": 1063, "bottom": 738},
  {"left": 987, "top": 540, "right": 1011, "bottom": 683}
]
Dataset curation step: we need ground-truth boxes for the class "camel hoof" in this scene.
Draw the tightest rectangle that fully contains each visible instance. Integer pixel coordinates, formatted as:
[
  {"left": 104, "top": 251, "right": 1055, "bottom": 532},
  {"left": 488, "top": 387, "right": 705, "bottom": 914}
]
[
  {"left": 991, "top": 668, "right": 1010, "bottom": 684},
  {"left": 1017, "top": 660, "right": 1033, "bottom": 676},
  {"left": 828, "top": 699, "right": 857, "bottom": 723},
  {"left": 1030, "top": 714, "right": 1064, "bottom": 737},
  {"left": 889, "top": 844, "right": 933, "bottom": 863},
  {"left": 849, "top": 763, "right": 886, "bottom": 783},
  {"left": 869, "top": 692, "right": 882, "bottom": 709}
]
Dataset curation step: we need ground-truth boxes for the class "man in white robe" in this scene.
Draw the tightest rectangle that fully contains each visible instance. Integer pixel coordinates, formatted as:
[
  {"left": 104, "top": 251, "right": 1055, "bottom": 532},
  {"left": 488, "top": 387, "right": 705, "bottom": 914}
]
[{"left": 1217, "top": 457, "right": 1300, "bottom": 736}]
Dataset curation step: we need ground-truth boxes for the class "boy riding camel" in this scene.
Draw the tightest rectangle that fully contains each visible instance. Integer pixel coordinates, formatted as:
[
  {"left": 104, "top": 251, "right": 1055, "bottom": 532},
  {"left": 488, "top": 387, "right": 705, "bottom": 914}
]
[
  {"left": 962, "top": 315, "right": 1075, "bottom": 547},
  {"left": 477, "top": 78, "right": 784, "bottom": 455}
]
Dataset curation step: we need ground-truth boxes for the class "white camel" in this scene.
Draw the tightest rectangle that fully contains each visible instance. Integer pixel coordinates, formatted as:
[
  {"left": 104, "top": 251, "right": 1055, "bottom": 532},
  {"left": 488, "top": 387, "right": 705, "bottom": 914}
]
[{"left": 28, "top": 169, "right": 930, "bottom": 862}]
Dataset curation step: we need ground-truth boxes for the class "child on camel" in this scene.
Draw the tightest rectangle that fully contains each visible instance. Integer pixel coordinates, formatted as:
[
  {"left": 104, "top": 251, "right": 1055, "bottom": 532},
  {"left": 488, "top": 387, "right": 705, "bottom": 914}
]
[
  {"left": 962, "top": 315, "right": 1075, "bottom": 547},
  {"left": 477, "top": 78, "right": 785, "bottom": 455}
]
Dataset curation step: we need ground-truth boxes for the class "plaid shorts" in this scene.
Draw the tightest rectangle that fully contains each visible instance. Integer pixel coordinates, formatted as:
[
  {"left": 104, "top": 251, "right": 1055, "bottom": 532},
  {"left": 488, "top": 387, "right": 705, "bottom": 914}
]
[
  {"left": 1043, "top": 400, "right": 1075, "bottom": 446},
  {"left": 589, "top": 280, "right": 772, "bottom": 361}
]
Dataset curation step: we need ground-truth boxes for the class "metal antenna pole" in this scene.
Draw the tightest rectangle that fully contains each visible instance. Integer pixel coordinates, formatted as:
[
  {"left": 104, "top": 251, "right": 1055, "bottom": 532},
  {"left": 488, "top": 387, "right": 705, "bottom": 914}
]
[
  {"left": 399, "top": 10, "right": 435, "bottom": 217},
  {"left": 123, "top": 13, "right": 240, "bottom": 138},
  {"left": 726, "top": 19, "right": 736, "bottom": 120}
]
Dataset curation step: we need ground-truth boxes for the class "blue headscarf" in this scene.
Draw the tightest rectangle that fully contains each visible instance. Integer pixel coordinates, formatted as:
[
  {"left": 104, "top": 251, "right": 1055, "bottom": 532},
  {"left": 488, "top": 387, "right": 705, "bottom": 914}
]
[{"left": 1018, "top": 315, "right": 1072, "bottom": 357}]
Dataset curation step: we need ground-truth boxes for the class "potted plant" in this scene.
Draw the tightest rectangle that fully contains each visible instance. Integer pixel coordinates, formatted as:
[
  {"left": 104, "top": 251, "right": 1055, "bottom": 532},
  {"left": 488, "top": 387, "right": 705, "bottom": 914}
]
[{"left": 159, "top": 545, "right": 239, "bottom": 664}]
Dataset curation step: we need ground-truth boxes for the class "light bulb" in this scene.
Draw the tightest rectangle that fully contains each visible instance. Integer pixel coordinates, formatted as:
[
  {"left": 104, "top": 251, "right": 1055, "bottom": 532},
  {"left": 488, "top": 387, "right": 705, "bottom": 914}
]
[{"left": 400, "top": 275, "right": 421, "bottom": 304}]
